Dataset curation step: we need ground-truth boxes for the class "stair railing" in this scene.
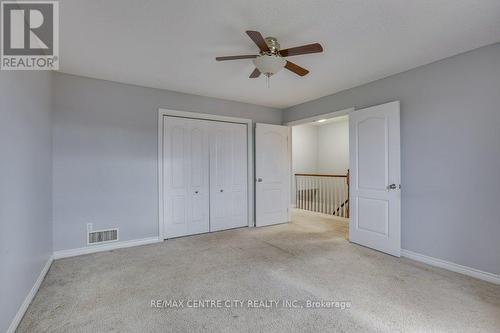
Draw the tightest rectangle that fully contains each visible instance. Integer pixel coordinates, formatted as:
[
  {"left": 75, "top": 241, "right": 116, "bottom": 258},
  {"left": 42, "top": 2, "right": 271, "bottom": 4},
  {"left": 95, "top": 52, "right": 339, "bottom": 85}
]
[{"left": 295, "top": 171, "right": 349, "bottom": 218}]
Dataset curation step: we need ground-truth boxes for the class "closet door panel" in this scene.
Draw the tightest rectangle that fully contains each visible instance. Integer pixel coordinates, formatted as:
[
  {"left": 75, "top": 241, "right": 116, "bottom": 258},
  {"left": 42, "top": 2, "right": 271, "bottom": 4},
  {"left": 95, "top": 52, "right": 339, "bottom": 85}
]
[
  {"left": 229, "top": 125, "right": 247, "bottom": 224},
  {"left": 164, "top": 118, "right": 189, "bottom": 237},
  {"left": 209, "top": 122, "right": 248, "bottom": 232},
  {"left": 211, "top": 126, "right": 229, "bottom": 221},
  {"left": 187, "top": 120, "right": 210, "bottom": 235},
  {"left": 210, "top": 124, "right": 230, "bottom": 228},
  {"left": 163, "top": 117, "right": 209, "bottom": 238}
]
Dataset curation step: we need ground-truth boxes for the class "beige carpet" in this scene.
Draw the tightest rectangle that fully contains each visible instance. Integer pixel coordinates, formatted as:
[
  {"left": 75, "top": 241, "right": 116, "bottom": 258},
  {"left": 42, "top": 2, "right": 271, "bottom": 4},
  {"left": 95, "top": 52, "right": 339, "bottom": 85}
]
[{"left": 17, "top": 209, "right": 500, "bottom": 332}]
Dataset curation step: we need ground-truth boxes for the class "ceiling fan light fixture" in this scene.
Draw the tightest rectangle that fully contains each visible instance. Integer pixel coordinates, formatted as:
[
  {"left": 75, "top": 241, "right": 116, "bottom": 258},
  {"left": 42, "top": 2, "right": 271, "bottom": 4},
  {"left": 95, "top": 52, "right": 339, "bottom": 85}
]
[
  {"left": 216, "top": 30, "right": 323, "bottom": 81},
  {"left": 253, "top": 54, "right": 286, "bottom": 77}
]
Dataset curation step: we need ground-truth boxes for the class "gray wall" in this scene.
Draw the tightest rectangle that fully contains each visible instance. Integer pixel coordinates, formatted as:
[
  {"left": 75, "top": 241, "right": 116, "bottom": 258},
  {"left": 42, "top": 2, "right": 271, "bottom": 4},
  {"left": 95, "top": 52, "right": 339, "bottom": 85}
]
[
  {"left": 52, "top": 73, "right": 281, "bottom": 251},
  {"left": 292, "top": 124, "right": 319, "bottom": 174},
  {"left": 292, "top": 124, "right": 318, "bottom": 204},
  {"left": 0, "top": 72, "right": 53, "bottom": 332},
  {"left": 284, "top": 42, "right": 500, "bottom": 275},
  {"left": 291, "top": 120, "right": 349, "bottom": 175},
  {"left": 317, "top": 119, "right": 349, "bottom": 175}
]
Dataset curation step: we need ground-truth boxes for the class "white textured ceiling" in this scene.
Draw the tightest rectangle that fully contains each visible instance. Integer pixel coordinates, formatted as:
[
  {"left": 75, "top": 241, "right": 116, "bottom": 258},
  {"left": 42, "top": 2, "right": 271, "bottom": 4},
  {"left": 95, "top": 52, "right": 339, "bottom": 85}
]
[{"left": 58, "top": 0, "right": 500, "bottom": 108}]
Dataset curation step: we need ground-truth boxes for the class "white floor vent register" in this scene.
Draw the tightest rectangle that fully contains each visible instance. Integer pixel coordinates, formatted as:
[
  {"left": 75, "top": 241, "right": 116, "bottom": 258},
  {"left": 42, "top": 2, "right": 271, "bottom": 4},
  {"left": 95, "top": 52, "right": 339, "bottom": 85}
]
[{"left": 87, "top": 225, "right": 119, "bottom": 245}]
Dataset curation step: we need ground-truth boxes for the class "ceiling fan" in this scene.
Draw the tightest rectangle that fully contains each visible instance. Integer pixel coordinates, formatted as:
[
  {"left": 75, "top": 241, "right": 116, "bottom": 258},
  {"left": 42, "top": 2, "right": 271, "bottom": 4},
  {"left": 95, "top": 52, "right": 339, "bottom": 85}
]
[{"left": 216, "top": 30, "right": 323, "bottom": 81}]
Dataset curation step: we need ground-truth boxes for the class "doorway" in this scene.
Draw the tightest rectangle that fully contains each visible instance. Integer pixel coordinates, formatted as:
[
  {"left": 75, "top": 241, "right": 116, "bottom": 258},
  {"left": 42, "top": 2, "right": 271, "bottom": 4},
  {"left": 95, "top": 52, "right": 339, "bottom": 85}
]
[
  {"left": 287, "top": 102, "right": 401, "bottom": 257},
  {"left": 290, "top": 114, "right": 350, "bottom": 237}
]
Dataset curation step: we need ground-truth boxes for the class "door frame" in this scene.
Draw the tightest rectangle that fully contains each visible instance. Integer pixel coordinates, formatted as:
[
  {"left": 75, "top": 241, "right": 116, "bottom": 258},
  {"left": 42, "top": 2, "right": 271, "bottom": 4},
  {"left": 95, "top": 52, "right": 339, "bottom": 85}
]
[
  {"left": 284, "top": 107, "right": 354, "bottom": 127},
  {"left": 158, "top": 108, "right": 254, "bottom": 240}
]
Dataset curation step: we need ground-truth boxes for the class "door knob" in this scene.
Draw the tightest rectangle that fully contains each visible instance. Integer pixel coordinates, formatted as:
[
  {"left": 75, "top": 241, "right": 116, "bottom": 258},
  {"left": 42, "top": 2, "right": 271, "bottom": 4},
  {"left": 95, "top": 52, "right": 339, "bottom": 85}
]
[
  {"left": 194, "top": 191, "right": 199, "bottom": 194},
  {"left": 387, "top": 184, "right": 400, "bottom": 190},
  {"left": 257, "top": 178, "right": 263, "bottom": 182},
  {"left": 220, "top": 189, "right": 223, "bottom": 192}
]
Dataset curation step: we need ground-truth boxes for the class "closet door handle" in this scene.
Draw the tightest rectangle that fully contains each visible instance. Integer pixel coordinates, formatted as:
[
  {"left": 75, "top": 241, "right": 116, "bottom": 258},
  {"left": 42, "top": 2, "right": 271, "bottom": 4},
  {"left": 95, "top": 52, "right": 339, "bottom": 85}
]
[
  {"left": 194, "top": 191, "right": 199, "bottom": 194},
  {"left": 220, "top": 189, "right": 224, "bottom": 192}
]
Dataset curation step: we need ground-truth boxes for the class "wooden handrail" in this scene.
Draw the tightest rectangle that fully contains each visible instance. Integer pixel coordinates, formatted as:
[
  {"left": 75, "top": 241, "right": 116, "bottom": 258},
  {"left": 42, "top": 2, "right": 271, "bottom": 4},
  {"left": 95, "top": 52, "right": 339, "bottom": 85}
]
[
  {"left": 294, "top": 170, "right": 350, "bottom": 218},
  {"left": 335, "top": 199, "right": 349, "bottom": 216},
  {"left": 295, "top": 173, "right": 347, "bottom": 178}
]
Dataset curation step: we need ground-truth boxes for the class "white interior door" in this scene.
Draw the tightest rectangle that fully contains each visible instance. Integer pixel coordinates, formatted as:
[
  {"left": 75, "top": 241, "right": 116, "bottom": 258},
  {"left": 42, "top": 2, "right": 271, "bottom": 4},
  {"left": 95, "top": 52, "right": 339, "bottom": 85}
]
[
  {"left": 163, "top": 117, "right": 210, "bottom": 238},
  {"left": 209, "top": 121, "right": 248, "bottom": 231},
  {"left": 255, "top": 123, "right": 290, "bottom": 227},
  {"left": 349, "top": 101, "right": 401, "bottom": 256}
]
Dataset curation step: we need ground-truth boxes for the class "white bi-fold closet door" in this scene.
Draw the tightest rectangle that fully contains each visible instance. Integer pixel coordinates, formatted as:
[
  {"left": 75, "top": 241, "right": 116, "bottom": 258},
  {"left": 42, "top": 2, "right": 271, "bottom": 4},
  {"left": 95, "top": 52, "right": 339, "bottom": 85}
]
[
  {"left": 163, "top": 116, "right": 248, "bottom": 238},
  {"left": 209, "top": 121, "right": 248, "bottom": 232},
  {"left": 163, "top": 117, "right": 210, "bottom": 238}
]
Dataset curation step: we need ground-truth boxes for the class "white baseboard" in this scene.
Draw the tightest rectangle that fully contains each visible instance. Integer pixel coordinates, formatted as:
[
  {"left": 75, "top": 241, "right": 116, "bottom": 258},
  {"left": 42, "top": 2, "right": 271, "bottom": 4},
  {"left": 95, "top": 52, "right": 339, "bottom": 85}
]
[
  {"left": 53, "top": 236, "right": 162, "bottom": 259},
  {"left": 7, "top": 255, "right": 53, "bottom": 333},
  {"left": 401, "top": 249, "right": 500, "bottom": 285}
]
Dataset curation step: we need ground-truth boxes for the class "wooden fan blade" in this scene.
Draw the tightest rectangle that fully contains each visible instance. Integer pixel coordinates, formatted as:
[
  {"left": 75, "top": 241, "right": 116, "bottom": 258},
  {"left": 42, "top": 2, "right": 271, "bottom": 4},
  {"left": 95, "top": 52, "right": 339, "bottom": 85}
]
[
  {"left": 285, "top": 61, "right": 309, "bottom": 76},
  {"left": 249, "top": 68, "right": 261, "bottom": 78},
  {"left": 216, "top": 55, "right": 257, "bottom": 61},
  {"left": 279, "top": 43, "right": 323, "bottom": 57},
  {"left": 246, "top": 30, "right": 270, "bottom": 52}
]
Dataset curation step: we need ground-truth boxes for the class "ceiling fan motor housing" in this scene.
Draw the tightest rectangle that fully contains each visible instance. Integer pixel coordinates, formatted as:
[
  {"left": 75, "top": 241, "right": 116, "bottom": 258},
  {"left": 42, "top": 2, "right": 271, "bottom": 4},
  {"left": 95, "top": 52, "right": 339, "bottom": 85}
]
[{"left": 264, "top": 37, "right": 280, "bottom": 54}]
